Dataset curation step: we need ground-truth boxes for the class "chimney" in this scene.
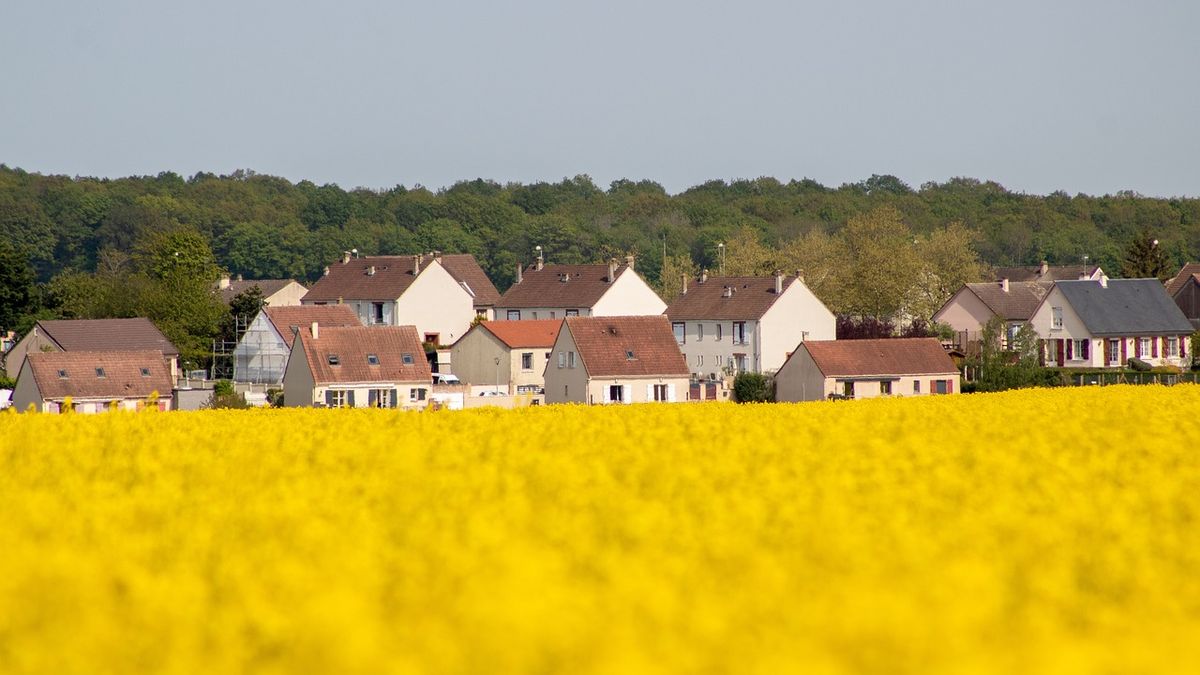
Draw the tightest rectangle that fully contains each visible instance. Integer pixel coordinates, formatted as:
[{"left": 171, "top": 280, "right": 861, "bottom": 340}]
[
  {"left": 625, "top": 254, "right": 635, "bottom": 271},
  {"left": 1100, "top": 276, "right": 1107, "bottom": 288},
  {"left": 536, "top": 250, "right": 544, "bottom": 271},
  {"left": 795, "top": 269, "right": 805, "bottom": 284},
  {"left": 310, "top": 322, "right": 319, "bottom": 340},
  {"left": 1000, "top": 278, "right": 1009, "bottom": 292},
  {"left": 367, "top": 265, "right": 376, "bottom": 276},
  {"left": 516, "top": 263, "right": 523, "bottom": 284},
  {"left": 337, "top": 296, "right": 343, "bottom": 305},
  {"left": 342, "top": 251, "right": 351, "bottom": 264},
  {"left": 1040, "top": 260, "right": 1049, "bottom": 276},
  {"left": 700, "top": 269, "right": 709, "bottom": 284},
  {"left": 608, "top": 258, "right": 618, "bottom": 283},
  {"left": 236, "top": 273, "right": 244, "bottom": 282},
  {"left": 413, "top": 255, "right": 421, "bottom": 275},
  {"left": 323, "top": 266, "right": 330, "bottom": 277},
  {"left": 681, "top": 274, "right": 688, "bottom": 295},
  {"left": 722, "top": 285, "right": 733, "bottom": 298},
  {"left": 774, "top": 270, "right": 784, "bottom": 295},
  {"left": 218, "top": 274, "right": 231, "bottom": 290}
]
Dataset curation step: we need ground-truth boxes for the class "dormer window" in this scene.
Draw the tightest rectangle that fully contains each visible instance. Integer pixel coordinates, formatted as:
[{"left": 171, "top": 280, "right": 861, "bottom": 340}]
[
  {"left": 328, "top": 354, "right": 340, "bottom": 366},
  {"left": 401, "top": 353, "right": 414, "bottom": 365},
  {"left": 95, "top": 367, "right": 107, "bottom": 378},
  {"left": 367, "top": 354, "right": 379, "bottom": 365},
  {"left": 140, "top": 368, "right": 151, "bottom": 377}
]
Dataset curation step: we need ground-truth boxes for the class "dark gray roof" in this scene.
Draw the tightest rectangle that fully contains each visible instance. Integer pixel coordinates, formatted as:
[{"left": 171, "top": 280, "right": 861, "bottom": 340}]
[{"left": 1056, "top": 279, "right": 1193, "bottom": 337}]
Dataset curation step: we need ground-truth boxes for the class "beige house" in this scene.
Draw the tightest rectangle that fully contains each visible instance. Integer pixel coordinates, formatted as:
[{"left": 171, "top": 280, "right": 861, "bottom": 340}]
[
  {"left": 217, "top": 276, "right": 308, "bottom": 306},
  {"left": 283, "top": 324, "right": 432, "bottom": 409},
  {"left": 775, "top": 338, "right": 960, "bottom": 402},
  {"left": 496, "top": 255, "right": 666, "bottom": 321},
  {"left": 1028, "top": 278, "right": 1192, "bottom": 368},
  {"left": 232, "top": 305, "right": 361, "bottom": 384},
  {"left": 544, "top": 315, "right": 690, "bottom": 405},
  {"left": 13, "top": 350, "right": 174, "bottom": 413},
  {"left": 302, "top": 252, "right": 500, "bottom": 348},
  {"left": 3, "top": 318, "right": 179, "bottom": 379},
  {"left": 449, "top": 319, "right": 560, "bottom": 396},
  {"left": 933, "top": 279, "right": 1052, "bottom": 349},
  {"left": 664, "top": 271, "right": 835, "bottom": 377}
]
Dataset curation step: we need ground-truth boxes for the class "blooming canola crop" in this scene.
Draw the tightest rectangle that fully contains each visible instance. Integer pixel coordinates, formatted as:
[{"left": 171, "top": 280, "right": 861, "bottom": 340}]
[{"left": 2, "top": 386, "right": 1199, "bottom": 674}]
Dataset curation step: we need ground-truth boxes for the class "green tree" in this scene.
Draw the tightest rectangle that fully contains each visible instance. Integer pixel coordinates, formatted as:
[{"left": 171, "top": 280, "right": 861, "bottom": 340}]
[
  {"left": 0, "top": 239, "right": 35, "bottom": 329},
  {"left": 657, "top": 252, "right": 698, "bottom": 301},
  {"left": 973, "top": 317, "right": 1042, "bottom": 392},
  {"left": 1120, "top": 231, "right": 1169, "bottom": 280},
  {"left": 733, "top": 372, "right": 774, "bottom": 403}
]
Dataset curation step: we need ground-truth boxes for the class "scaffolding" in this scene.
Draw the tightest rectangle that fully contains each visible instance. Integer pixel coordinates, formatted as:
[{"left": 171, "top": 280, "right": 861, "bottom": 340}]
[{"left": 210, "top": 314, "right": 249, "bottom": 381}]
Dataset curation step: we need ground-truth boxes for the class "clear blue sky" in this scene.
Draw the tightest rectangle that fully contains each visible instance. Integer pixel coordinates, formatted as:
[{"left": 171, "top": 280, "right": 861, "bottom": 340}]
[{"left": 2, "top": 0, "right": 1198, "bottom": 196}]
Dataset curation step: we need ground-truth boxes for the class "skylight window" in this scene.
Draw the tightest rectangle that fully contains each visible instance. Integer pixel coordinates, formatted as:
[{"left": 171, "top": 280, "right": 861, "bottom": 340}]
[
  {"left": 401, "top": 353, "right": 415, "bottom": 365},
  {"left": 140, "top": 368, "right": 151, "bottom": 377},
  {"left": 95, "top": 367, "right": 107, "bottom": 378},
  {"left": 328, "top": 354, "right": 340, "bottom": 366},
  {"left": 57, "top": 370, "right": 68, "bottom": 379},
  {"left": 626, "top": 350, "right": 636, "bottom": 360},
  {"left": 367, "top": 354, "right": 379, "bottom": 365}
]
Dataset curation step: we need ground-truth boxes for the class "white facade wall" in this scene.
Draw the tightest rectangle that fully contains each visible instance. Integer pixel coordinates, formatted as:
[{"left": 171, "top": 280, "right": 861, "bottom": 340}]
[
  {"left": 590, "top": 270, "right": 668, "bottom": 317},
  {"left": 758, "top": 280, "right": 836, "bottom": 373},
  {"left": 394, "top": 261, "right": 475, "bottom": 346},
  {"left": 1029, "top": 287, "right": 1190, "bottom": 368},
  {"left": 676, "top": 320, "right": 761, "bottom": 376},
  {"left": 583, "top": 376, "right": 689, "bottom": 404}
]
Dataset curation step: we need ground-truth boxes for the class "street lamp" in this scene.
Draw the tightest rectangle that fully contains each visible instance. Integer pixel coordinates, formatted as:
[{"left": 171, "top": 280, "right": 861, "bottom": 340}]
[
  {"left": 717, "top": 242, "right": 725, "bottom": 275},
  {"left": 494, "top": 356, "right": 502, "bottom": 395}
]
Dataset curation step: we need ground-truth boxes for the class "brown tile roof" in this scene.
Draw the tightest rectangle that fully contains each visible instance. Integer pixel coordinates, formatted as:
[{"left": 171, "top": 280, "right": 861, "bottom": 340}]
[
  {"left": 296, "top": 325, "right": 431, "bottom": 385},
  {"left": 991, "top": 264, "right": 1102, "bottom": 282},
  {"left": 25, "top": 350, "right": 173, "bottom": 400},
  {"left": 480, "top": 319, "right": 562, "bottom": 348},
  {"left": 1165, "top": 263, "right": 1200, "bottom": 296},
  {"left": 801, "top": 338, "right": 958, "bottom": 377},
  {"left": 438, "top": 254, "right": 501, "bottom": 307},
  {"left": 302, "top": 254, "right": 495, "bottom": 304},
  {"left": 665, "top": 276, "right": 804, "bottom": 320},
  {"left": 263, "top": 305, "right": 361, "bottom": 349},
  {"left": 962, "top": 281, "right": 1053, "bottom": 321},
  {"left": 498, "top": 264, "right": 630, "bottom": 309},
  {"left": 35, "top": 318, "right": 179, "bottom": 357},
  {"left": 217, "top": 279, "right": 302, "bottom": 304},
  {"left": 565, "top": 315, "right": 689, "bottom": 378}
]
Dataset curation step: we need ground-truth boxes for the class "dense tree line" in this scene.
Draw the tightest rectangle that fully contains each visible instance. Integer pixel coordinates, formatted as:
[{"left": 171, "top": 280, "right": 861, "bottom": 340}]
[{"left": 3, "top": 164, "right": 1200, "bottom": 363}]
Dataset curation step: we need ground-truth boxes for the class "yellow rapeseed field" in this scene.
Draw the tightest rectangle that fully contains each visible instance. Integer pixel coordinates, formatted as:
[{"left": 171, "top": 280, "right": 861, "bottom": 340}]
[{"left": 2, "top": 386, "right": 1199, "bottom": 674}]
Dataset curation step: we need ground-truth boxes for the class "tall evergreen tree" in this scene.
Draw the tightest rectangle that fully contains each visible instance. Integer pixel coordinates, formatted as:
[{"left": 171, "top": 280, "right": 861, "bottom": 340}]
[{"left": 1121, "top": 231, "right": 1169, "bottom": 280}]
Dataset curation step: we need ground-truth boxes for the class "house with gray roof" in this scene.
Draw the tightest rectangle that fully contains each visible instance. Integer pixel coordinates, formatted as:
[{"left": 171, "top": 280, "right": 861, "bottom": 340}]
[{"left": 1028, "top": 279, "right": 1193, "bottom": 368}]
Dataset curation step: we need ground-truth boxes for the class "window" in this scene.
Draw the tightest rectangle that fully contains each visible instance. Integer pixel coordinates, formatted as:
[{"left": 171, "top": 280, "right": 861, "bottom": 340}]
[
  {"left": 370, "top": 388, "right": 396, "bottom": 408},
  {"left": 401, "top": 353, "right": 415, "bottom": 365},
  {"left": 410, "top": 388, "right": 427, "bottom": 402},
  {"left": 1072, "top": 339, "right": 1089, "bottom": 361},
  {"left": 734, "top": 354, "right": 748, "bottom": 372},
  {"left": 913, "top": 380, "right": 921, "bottom": 394},
  {"left": 327, "top": 390, "right": 348, "bottom": 408},
  {"left": 697, "top": 324, "right": 704, "bottom": 341},
  {"left": 715, "top": 324, "right": 723, "bottom": 341},
  {"left": 608, "top": 385, "right": 624, "bottom": 403},
  {"left": 563, "top": 384, "right": 568, "bottom": 398},
  {"left": 1139, "top": 337, "right": 1151, "bottom": 357},
  {"left": 95, "top": 367, "right": 106, "bottom": 378},
  {"left": 1168, "top": 337, "right": 1180, "bottom": 358},
  {"left": 695, "top": 354, "right": 704, "bottom": 366},
  {"left": 1051, "top": 307, "right": 1063, "bottom": 330},
  {"left": 733, "top": 322, "right": 747, "bottom": 345},
  {"left": 880, "top": 381, "right": 892, "bottom": 395},
  {"left": 1108, "top": 339, "right": 1120, "bottom": 363},
  {"left": 558, "top": 352, "right": 566, "bottom": 368},
  {"left": 568, "top": 351, "right": 577, "bottom": 368},
  {"left": 424, "top": 333, "right": 440, "bottom": 346},
  {"left": 843, "top": 381, "right": 854, "bottom": 397},
  {"left": 565, "top": 309, "right": 579, "bottom": 317},
  {"left": 371, "top": 302, "right": 385, "bottom": 325},
  {"left": 673, "top": 322, "right": 686, "bottom": 344},
  {"left": 934, "top": 380, "right": 949, "bottom": 395},
  {"left": 521, "top": 352, "right": 533, "bottom": 370},
  {"left": 507, "top": 310, "right": 521, "bottom": 320},
  {"left": 716, "top": 355, "right": 723, "bottom": 366},
  {"left": 367, "top": 354, "right": 379, "bottom": 365},
  {"left": 1004, "top": 323, "right": 1020, "bottom": 350},
  {"left": 327, "top": 354, "right": 340, "bottom": 366},
  {"left": 652, "top": 384, "right": 669, "bottom": 401},
  {"left": 140, "top": 368, "right": 151, "bottom": 377}
]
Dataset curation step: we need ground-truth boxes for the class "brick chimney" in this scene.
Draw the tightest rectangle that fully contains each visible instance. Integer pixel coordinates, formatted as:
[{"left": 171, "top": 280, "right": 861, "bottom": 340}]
[
  {"left": 625, "top": 254, "right": 635, "bottom": 271},
  {"left": 342, "top": 251, "right": 351, "bottom": 264},
  {"left": 311, "top": 322, "right": 319, "bottom": 340},
  {"left": 1040, "top": 260, "right": 1049, "bottom": 276},
  {"left": 700, "top": 269, "right": 709, "bottom": 284},
  {"left": 367, "top": 265, "right": 376, "bottom": 276},
  {"left": 536, "top": 247, "right": 544, "bottom": 271},
  {"left": 218, "top": 274, "right": 231, "bottom": 290},
  {"left": 1000, "top": 278, "right": 1009, "bottom": 292}
]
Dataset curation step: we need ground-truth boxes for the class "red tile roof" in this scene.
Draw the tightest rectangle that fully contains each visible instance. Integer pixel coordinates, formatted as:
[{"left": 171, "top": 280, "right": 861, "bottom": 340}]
[
  {"left": 665, "top": 275, "right": 806, "bottom": 320},
  {"left": 263, "top": 305, "right": 361, "bottom": 349},
  {"left": 499, "top": 264, "right": 631, "bottom": 309},
  {"left": 480, "top": 319, "right": 562, "bottom": 348},
  {"left": 25, "top": 350, "right": 174, "bottom": 400},
  {"left": 302, "top": 254, "right": 496, "bottom": 305},
  {"left": 565, "top": 315, "right": 689, "bottom": 378},
  {"left": 35, "top": 318, "right": 179, "bottom": 357},
  {"left": 800, "top": 338, "right": 957, "bottom": 377},
  {"left": 296, "top": 325, "right": 432, "bottom": 385}
]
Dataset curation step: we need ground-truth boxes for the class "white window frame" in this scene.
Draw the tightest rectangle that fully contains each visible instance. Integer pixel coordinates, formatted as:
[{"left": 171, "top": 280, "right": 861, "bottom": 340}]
[
  {"left": 328, "top": 390, "right": 348, "bottom": 408},
  {"left": 715, "top": 324, "right": 723, "bottom": 341},
  {"left": 409, "top": 387, "right": 427, "bottom": 402},
  {"left": 733, "top": 321, "right": 747, "bottom": 345},
  {"left": 557, "top": 352, "right": 566, "bottom": 368},
  {"left": 673, "top": 322, "right": 685, "bottom": 344},
  {"left": 697, "top": 324, "right": 704, "bottom": 341},
  {"left": 880, "top": 380, "right": 892, "bottom": 395},
  {"left": 1140, "top": 337, "right": 1152, "bottom": 357},
  {"left": 521, "top": 352, "right": 534, "bottom": 371},
  {"left": 507, "top": 310, "right": 521, "bottom": 320},
  {"left": 1072, "top": 339, "right": 1087, "bottom": 361},
  {"left": 652, "top": 384, "right": 669, "bottom": 402},
  {"left": 1051, "top": 307, "right": 1063, "bottom": 330},
  {"left": 1168, "top": 336, "right": 1180, "bottom": 358},
  {"left": 568, "top": 351, "right": 576, "bottom": 368},
  {"left": 1108, "top": 339, "right": 1120, "bottom": 363}
]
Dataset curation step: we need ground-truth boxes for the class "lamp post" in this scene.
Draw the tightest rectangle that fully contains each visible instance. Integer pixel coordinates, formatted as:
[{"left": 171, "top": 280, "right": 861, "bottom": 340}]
[
  {"left": 717, "top": 242, "right": 725, "bottom": 275},
  {"left": 494, "top": 356, "right": 502, "bottom": 395}
]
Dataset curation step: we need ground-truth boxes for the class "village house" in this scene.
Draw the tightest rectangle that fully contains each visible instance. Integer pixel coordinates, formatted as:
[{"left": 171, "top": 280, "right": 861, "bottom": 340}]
[
  {"left": 2, "top": 318, "right": 180, "bottom": 379},
  {"left": 449, "top": 319, "right": 560, "bottom": 397},
  {"left": 933, "top": 279, "right": 1052, "bottom": 349},
  {"left": 232, "top": 305, "right": 361, "bottom": 384},
  {"left": 12, "top": 350, "right": 174, "bottom": 413},
  {"left": 282, "top": 324, "right": 432, "bottom": 409},
  {"left": 992, "top": 261, "right": 1107, "bottom": 283},
  {"left": 775, "top": 338, "right": 960, "bottom": 402},
  {"left": 217, "top": 275, "right": 308, "bottom": 306},
  {"left": 544, "top": 315, "right": 690, "bottom": 404},
  {"left": 496, "top": 254, "right": 666, "bottom": 321},
  {"left": 301, "top": 252, "right": 500, "bottom": 348},
  {"left": 664, "top": 271, "right": 835, "bottom": 377},
  {"left": 1165, "top": 262, "right": 1200, "bottom": 330},
  {"left": 1028, "top": 278, "right": 1193, "bottom": 368}
]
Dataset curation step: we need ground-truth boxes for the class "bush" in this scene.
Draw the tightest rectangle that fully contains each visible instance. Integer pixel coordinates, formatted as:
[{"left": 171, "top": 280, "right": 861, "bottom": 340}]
[
  {"left": 204, "top": 380, "right": 249, "bottom": 409},
  {"left": 733, "top": 373, "right": 774, "bottom": 403},
  {"left": 266, "top": 388, "right": 285, "bottom": 408},
  {"left": 1127, "top": 358, "right": 1152, "bottom": 372}
]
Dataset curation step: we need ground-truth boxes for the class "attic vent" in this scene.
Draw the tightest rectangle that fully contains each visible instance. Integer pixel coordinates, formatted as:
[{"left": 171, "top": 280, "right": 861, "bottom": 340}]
[
  {"left": 57, "top": 369, "right": 68, "bottom": 379},
  {"left": 401, "top": 353, "right": 415, "bottom": 365},
  {"left": 328, "top": 354, "right": 340, "bottom": 366},
  {"left": 626, "top": 350, "right": 636, "bottom": 360},
  {"left": 140, "top": 368, "right": 151, "bottom": 377},
  {"left": 367, "top": 354, "right": 379, "bottom": 365},
  {"left": 95, "top": 367, "right": 107, "bottom": 378}
]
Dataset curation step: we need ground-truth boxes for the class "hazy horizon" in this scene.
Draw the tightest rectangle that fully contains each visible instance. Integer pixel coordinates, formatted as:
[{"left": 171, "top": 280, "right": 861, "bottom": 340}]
[{"left": 3, "top": 1, "right": 1198, "bottom": 198}]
